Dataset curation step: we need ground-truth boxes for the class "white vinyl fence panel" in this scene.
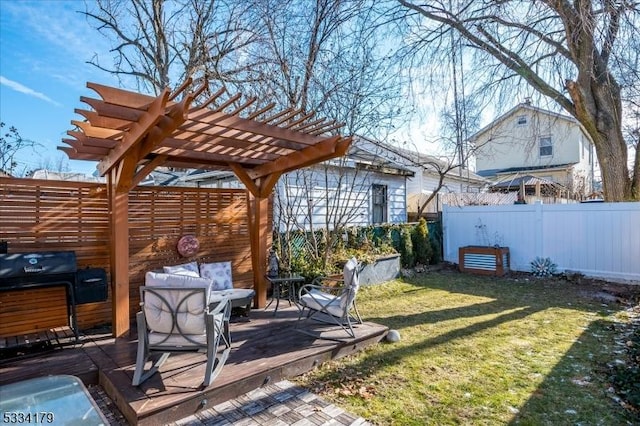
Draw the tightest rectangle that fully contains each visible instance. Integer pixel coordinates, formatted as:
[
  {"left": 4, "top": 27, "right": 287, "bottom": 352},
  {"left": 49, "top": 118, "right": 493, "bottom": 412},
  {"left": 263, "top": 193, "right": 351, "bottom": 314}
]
[{"left": 443, "top": 202, "right": 640, "bottom": 282}]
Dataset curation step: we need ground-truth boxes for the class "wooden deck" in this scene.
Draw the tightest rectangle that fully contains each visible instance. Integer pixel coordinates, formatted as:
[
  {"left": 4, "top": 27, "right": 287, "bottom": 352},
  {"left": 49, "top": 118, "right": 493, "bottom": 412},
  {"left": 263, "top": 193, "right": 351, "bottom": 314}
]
[{"left": 0, "top": 305, "right": 388, "bottom": 425}]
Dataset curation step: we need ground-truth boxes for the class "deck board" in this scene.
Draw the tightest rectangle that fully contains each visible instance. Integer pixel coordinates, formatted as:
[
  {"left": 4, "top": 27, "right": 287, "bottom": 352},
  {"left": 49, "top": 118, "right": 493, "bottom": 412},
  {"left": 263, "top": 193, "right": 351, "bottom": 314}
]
[{"left": 0, "top": 305, "right": 387, "bottom": 425}]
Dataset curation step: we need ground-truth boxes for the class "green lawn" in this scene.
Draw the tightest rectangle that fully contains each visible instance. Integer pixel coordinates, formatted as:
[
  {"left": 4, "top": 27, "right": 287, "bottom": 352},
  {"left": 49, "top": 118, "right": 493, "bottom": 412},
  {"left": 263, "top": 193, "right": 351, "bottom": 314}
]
[{"left": 294, "top": 271, "right": 638, "bottom": 425}]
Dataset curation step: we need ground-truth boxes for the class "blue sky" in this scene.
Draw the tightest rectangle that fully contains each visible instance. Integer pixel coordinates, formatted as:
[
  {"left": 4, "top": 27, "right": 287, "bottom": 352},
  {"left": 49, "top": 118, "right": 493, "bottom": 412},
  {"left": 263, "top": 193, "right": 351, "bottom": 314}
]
[
  {"left": 0, "top": 1, "right": 475, "bottom": 177},
  {"left": 0, "top": 0, "right": 118, "bottom": 175}
]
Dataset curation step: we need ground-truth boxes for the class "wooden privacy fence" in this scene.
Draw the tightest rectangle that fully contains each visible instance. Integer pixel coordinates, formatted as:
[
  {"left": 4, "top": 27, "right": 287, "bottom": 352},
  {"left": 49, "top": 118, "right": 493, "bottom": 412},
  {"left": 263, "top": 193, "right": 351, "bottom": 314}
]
[
  {"left": 442, "top": 202, "right": 640, "bottom": 282},
  {"left": 0, "top": 177, "right": 256, "bottom": 337}
]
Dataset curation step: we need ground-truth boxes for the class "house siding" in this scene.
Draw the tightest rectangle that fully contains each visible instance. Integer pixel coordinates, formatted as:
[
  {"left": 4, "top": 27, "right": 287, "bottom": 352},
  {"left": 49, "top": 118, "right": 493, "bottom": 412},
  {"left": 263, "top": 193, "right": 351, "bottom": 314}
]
[
  {"left": 274, "top": 164, "right": 406, "bottom": 233},
  {"left": 474, "top": 105, "right": 595, "bottom": 194}
]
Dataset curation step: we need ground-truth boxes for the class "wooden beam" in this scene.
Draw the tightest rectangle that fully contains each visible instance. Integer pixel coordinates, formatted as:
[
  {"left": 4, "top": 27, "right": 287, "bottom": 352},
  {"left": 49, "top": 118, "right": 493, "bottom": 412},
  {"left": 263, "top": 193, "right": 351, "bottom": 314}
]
[
  {"left": 186, "top": 109, "right": 323, "bottom": 147},
  {"left": 61, "top": 139, "right": 110, "bottom": 156},
  {"left": 247, "top": 136, "right": 350, "bottom": 180},
  {"left": 168, "top": 77, "right": 193, "bottom": 101},
  {"left": 108, "top": 168, "right": 131, "bottom": 338},
  {"left": 72, "top": 120, "right": 124, "bottom": 139},
  {"left": 258, "top": 172, "right": 282, "bottom": 198},
  {"left": 87, "top": 81, "right": 156, "bottom": 107},
  {"left": 75, "top": 109, "right": 132, "bottom": 130},
  {"left": 97, "top": 89, "right": 170, "bottom": 176},
  {"left": 153, "top": 143, "right": 269, "bottom": 165},
  {"left": 192, "top": 87, "right": 226, "bottom": 110},
  {"left": 81, "top": 97, "right": 145, "bottom": 122},
  {"left": 131, "top": 155, "right": 168, "bottom": 188},
  {"left": 247, "top": 193, "right": 270, "bottom": 308},
  {"left": 57, "top": 146, "right": 96, "bottom": 160},
  {"left": 229, "top": 163, "right": 260, "bottom": 196},
  {"left": 173, "top": 125, "right": 307, "bottom": 151},
  {"left": 66, "top": 131, "right": 118, "bottom": 149}
]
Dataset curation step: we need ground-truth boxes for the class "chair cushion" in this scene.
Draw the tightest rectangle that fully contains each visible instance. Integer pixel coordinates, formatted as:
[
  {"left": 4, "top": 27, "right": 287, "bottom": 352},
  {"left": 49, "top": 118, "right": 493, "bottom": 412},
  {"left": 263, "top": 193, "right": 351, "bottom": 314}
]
[
  {"left": 145, "top": 271, "right": 211, "bottom": 292},
  {"left": 144, "top": 272, "right": 212, "bottom": 335},
  {"left": 148, "top": 313, "right": 224, "bottom": 347},
  {"left": 163, "top": 261, "right": 200, "bottom": 277},
  {"left": 300, "top": 289, "right": 345, "bottom": 318},
  {"left": 208, "top": 288, "right": 255, "bottom": 307},
  {"left": 200, "top": 261, "right": 234, "bottom": 291}
]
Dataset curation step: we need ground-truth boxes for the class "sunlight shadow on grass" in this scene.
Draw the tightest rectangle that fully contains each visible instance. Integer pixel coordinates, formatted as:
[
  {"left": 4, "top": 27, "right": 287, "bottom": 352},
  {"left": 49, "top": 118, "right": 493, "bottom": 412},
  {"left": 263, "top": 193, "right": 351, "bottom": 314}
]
[{"left": 509, "top": 318, "right": 635, "bottom": 425}]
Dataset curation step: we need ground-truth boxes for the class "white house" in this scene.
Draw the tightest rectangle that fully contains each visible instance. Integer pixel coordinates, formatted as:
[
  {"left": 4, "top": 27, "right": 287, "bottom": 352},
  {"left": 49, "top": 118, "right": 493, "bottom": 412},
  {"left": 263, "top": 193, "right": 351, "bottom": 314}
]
[
  {"left": 183, "top": 137, "right": 414, "bottom": 232},
  {"left": 359, "top": 138, "right": 488, "bottom": 215},
  {"left": 273, "top": 138, "right": 414, "bottom": 232},
  {"left": 470, "top": 102, "right": 597, "bottom": 198}
]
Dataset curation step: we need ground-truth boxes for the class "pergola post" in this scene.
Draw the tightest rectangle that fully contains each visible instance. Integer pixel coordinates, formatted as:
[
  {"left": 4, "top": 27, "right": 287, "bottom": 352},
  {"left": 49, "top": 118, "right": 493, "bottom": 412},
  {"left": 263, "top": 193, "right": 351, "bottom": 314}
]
[
  {"left": 108, "top": 169, "right": 131, "bottom": 337},
  {"left": 248, "top": 194, "right": 270, "bottom": 308}
]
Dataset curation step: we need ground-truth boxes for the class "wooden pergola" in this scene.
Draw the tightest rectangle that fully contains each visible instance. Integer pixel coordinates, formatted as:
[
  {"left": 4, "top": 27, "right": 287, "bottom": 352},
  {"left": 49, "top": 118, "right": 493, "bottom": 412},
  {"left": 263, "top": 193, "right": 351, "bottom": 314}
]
[{"left": 60, "top": 79, "right": 352, "bottom": 337}]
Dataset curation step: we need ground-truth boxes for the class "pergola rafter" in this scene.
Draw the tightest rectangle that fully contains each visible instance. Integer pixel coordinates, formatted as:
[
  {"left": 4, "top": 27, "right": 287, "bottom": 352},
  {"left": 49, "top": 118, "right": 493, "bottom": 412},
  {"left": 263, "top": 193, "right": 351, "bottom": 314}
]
[{"left": 60, "top": 79, "right": 352, "bottom": 337}]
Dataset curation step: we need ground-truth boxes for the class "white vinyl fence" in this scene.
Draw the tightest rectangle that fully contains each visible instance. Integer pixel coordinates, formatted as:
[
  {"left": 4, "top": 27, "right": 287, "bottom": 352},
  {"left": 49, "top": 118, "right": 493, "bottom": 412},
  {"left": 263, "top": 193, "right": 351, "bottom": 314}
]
[{"left": 443, "top": 202, "right": 640, "bottom": 282}]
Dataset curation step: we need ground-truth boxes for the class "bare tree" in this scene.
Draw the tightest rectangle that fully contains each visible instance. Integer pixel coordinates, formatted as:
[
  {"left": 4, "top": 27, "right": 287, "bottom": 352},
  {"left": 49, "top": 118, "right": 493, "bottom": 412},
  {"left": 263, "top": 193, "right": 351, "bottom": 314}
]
[
  {"left": 82, "top": 0, "right": 260, "bottom": 94},
  {"left": 243, "top": 1, "right": 409, "bottom": 271},
  {"left": 34, "top": 155, "right": 71, "bottom": 174},
  {"left": 0, "top": 122, "right": 41, "bottom": 176},
  {"left": 244, "top": 0, "right": 407, "bottom": 137},
  {"left": 396, "top": 0, "right": 640, "bottom": 201},
  {"left": 273, "top": 157, "right": 375, "bottom": 271}
]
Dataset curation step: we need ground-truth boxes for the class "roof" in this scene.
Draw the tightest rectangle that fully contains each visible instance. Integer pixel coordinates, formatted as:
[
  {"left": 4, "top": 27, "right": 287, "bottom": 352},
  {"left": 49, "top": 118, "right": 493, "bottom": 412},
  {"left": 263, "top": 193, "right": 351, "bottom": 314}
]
[
  {"left": 491, "top": 175, "right": 566, "bottom": 190},
  {"left": 477, "top": 162, "right": 578, "bottom": 177},
  {"left": 357, "top": 137, "right": 487, "bottom": 183},
  {"left": 468, "top": 102, "right": 591, "bottom": 143},
  {"left": 344, "top": 137, "right": 415, "bottom": 176}
]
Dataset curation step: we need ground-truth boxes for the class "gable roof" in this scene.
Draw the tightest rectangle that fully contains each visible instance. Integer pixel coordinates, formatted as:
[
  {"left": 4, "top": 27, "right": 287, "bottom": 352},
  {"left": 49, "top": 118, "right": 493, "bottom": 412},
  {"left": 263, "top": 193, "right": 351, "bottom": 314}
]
[
  {"left": 468, "top": 103, "right": 592, "bottom": 144},
  {"left": 358, "top": 136, "right": 487, "bottom": 183}
]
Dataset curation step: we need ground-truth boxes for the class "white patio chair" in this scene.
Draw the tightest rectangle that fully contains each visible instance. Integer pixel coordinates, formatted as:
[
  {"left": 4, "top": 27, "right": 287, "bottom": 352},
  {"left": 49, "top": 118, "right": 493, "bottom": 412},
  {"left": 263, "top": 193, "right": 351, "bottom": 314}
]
[
  {"left": 295, "top": 257, "right": 363, "bottom": 341},
  {"left": 132, "top": 272, "right": 231, "bottom": 387}
]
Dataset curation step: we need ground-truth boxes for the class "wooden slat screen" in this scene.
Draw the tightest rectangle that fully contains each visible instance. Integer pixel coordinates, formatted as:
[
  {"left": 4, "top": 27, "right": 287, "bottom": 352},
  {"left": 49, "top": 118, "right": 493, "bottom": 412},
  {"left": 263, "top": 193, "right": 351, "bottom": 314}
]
[{"left": 0, "top": 177, "right": 256, "bottom": 337}]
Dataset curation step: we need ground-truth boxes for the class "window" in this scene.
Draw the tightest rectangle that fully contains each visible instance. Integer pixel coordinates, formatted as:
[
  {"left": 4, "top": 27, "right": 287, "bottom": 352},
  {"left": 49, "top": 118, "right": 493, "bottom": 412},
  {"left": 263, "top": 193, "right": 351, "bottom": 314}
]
[
  {"left": 372, "top": 184, "right": 387, "bottom": 224},
  {"left": 539, "top": 137, "right": 553, "bottom": 156},
  {"left": 517, "top": 115, "right": 527, "bottom": 125}
]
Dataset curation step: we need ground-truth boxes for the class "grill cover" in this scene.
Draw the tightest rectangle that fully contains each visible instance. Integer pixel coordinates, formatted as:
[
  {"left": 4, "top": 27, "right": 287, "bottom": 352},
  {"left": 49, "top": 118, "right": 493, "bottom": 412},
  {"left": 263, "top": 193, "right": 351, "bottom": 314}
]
[{"left": 0, "top": 251, "right": 77, "bottom": 282}]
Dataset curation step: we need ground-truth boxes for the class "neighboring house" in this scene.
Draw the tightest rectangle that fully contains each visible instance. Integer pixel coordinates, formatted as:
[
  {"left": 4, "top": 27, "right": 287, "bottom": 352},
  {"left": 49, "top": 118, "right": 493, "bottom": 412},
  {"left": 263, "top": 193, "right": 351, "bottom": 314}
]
[
  {"left": 470, "top": 102, "right": 596, "bottom": 198},
  {"left": 360, "top": 138, "right": 488, "bottom": 216},
  {"left": 185, "top": 136, "right": 415, "bottom": 232}
]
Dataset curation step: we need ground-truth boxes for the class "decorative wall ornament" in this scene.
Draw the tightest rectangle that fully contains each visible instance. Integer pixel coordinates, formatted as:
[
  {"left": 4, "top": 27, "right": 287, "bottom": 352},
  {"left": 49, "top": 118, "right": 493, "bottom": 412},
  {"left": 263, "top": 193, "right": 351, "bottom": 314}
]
[{"left": 177, "top": 235, "right": 200, "bottom": 257}]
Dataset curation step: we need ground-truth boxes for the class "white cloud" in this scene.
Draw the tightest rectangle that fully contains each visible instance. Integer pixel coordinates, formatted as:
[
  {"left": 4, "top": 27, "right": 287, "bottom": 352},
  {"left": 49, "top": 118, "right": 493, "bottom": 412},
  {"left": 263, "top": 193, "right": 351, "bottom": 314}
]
[{"left": 0, "top": 75, "right": 62, "bottom": 107}]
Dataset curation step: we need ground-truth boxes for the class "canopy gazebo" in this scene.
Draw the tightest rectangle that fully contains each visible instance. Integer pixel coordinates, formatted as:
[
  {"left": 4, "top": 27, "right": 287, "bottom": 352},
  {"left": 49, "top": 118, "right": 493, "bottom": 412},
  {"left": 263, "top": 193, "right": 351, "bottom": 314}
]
[{"left": 60, "top": 79, "right": 352, "bottom": 337}]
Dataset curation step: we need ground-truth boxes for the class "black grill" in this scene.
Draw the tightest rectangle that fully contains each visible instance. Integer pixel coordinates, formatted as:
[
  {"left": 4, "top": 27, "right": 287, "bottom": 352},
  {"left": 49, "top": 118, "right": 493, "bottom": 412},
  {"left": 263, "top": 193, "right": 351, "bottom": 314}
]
[
  {"left": 0, "top": 251, "right": 79, "bottom": 341},
  {"left": 0, "top": 251, "right": 77, "bottom": 284}
]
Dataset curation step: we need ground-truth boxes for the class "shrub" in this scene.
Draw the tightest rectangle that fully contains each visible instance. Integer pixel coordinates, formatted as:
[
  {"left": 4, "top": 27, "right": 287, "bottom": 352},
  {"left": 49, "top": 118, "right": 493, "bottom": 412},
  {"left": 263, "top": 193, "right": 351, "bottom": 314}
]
[
  {"left": 399, "top": 227, "right": 414, "bottom": 267},
  {"left": 530, "top": 256, "right": 557, "bottom": 277},
  {"left": 412, "top": 218, "right": 433, "bottom": 265}
]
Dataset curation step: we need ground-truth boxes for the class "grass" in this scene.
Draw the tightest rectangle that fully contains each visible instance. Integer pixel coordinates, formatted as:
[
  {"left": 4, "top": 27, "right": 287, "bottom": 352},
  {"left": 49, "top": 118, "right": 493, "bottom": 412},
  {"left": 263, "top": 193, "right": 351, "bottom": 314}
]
[{"left": 293, "top": 270, "right": 639, "bottom": 425}]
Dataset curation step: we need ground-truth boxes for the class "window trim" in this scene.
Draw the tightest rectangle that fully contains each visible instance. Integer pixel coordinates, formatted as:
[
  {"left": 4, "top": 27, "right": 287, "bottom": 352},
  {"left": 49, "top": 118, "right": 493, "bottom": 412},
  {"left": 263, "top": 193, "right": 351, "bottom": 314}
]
[
  {"left": 539, "top": 136, "right": 553, "bottom": 157},
  {"left": 371, "top": 184, "right": 388, "bottom": 224},
  {"left": 517, "top": 115, "right": 527, "bottom": 125}
]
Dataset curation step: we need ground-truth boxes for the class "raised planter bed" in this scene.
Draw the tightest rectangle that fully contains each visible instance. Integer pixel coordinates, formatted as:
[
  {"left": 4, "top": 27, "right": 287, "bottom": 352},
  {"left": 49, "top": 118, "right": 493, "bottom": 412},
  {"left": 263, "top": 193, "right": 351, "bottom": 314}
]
[
  {"left": 359, "top": 254, "right": 400, "bottom": 285},
  {"left": 458, "top": 246, "right": 510, "bottom": 276}
]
